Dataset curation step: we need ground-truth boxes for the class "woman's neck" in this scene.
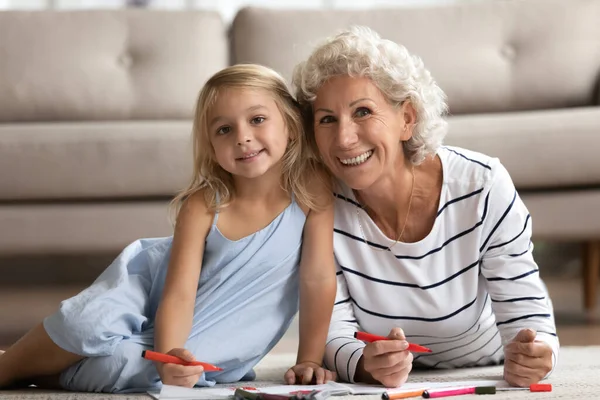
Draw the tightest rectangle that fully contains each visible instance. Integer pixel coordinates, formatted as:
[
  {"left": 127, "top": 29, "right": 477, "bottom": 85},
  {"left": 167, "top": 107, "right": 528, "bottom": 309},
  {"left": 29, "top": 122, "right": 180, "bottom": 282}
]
[
  {"left": 356, "top": 158, "right": 413, "bottom": 215},
  {"left": 353, "top": 156, "right": 415, "bottom": 240},
  {"left": 354, "top": 154, "right": 443, "bottom": 243}
]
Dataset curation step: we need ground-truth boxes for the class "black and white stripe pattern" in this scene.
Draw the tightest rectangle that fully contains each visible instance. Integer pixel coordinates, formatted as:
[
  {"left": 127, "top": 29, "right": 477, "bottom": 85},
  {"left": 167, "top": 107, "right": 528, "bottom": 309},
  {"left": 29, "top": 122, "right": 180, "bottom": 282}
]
[{"left": 324, "top": 146, "right": 559, "bottom": 383}]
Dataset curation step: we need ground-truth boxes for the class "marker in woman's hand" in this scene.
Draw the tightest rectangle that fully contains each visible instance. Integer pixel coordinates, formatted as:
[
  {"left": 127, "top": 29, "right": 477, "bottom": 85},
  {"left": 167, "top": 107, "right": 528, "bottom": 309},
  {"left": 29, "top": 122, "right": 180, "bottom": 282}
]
[
  {"left": 141, "top": 350, "right": 222, "bottom": 371},
  {"left": 354, "top": 331, "right": 432, "bottom": 353}
]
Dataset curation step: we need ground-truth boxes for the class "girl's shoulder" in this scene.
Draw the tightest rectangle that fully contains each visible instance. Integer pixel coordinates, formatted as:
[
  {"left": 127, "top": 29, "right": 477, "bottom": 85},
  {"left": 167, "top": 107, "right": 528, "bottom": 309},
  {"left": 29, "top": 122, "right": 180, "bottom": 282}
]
[
  {"left": 296, "top": 164, "right": 334, "bottom": 216},
  {"left": 174, "top": 189, "right": 215, "bottom": 235}
]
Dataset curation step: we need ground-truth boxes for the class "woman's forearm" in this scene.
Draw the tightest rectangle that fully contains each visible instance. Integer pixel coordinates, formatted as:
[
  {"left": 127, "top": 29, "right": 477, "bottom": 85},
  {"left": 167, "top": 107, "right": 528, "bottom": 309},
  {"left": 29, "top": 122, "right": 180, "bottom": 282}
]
[{"left": 154, "top": 296, "right": 195, "bottom": 353}]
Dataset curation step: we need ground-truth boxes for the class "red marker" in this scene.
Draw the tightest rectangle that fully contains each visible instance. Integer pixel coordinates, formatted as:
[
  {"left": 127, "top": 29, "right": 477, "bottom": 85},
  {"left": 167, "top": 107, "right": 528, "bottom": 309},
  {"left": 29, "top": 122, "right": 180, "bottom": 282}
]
[
  {"left": 422, "top": 384, "right": 552, "bottom": 398},
  {"left": 141, "top": 350, "right": 222, "bottom": 371},
  {"left": 354, "top": 331, "right": 432, "bottom": 353},
  {"left": 497, "top": 383, "right": 552, "bottom": 392}
]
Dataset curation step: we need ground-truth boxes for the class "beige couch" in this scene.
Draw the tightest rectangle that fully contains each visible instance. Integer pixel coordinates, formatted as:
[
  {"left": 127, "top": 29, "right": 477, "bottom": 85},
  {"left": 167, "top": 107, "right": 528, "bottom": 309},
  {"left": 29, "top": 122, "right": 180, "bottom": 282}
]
[{"left": 1, "top": 0, "right": 599, "bottom": 308}]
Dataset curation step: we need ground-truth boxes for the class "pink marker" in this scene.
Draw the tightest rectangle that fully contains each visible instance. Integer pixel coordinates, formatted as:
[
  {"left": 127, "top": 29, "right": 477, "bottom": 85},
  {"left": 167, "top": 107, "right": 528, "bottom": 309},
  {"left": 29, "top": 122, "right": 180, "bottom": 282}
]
[{"left": 423, "top": 386, "right": 496, "bottom": 398}]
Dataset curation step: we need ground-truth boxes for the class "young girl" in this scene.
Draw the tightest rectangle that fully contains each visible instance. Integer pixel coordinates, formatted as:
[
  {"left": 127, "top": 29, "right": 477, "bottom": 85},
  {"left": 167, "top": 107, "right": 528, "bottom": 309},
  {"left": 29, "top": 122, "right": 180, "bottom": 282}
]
[{"left": 0, "top": 64, "right": 337, "bottom": 393}]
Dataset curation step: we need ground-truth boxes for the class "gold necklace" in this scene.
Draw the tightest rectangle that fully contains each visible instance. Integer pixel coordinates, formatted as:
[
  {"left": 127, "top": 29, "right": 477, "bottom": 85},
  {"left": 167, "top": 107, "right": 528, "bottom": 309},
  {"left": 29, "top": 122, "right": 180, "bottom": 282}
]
[{"left": 355, "top": 164, "right": 416, "bottom": 251}]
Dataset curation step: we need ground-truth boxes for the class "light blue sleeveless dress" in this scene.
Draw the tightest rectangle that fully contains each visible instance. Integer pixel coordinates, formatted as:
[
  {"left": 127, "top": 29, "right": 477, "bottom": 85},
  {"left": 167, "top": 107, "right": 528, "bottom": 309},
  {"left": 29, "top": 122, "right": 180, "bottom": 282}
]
[{"left": 43, "top": 197, "right": 306, "bottom": 393}]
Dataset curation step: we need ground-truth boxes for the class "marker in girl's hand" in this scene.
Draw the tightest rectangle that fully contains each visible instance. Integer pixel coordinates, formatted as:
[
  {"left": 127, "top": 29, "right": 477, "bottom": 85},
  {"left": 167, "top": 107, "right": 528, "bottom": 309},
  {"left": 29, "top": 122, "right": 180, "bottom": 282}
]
[
  {"left": 141, "top": 350, "right": 222, "bottom": 371},
  {"left": 354, "top": 331, "right": 432, "bottom": 353}
]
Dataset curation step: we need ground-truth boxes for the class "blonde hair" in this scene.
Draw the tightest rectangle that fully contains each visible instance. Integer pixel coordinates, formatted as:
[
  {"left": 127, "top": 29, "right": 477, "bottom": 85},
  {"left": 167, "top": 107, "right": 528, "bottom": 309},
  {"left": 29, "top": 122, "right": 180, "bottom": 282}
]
[
  {"left": 293, "top": 26, "right": 448, "bottom": 164},
  {"left": 171, "top": 64, "right": 326, "bottom": 218}
]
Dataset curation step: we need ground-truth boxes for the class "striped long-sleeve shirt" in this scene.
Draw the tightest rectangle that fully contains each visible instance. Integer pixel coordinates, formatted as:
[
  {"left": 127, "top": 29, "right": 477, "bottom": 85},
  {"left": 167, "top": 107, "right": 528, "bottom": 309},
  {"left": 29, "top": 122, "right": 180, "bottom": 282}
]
[{"left": 324, "top": 146, "right": 559, "bottom": 383}]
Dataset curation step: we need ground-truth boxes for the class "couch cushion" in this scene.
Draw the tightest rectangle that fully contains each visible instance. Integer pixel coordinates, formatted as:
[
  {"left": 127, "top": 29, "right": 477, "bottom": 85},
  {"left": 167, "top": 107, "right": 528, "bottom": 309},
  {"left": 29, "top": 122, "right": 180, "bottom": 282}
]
[
  {"left": 0, "top": 10, "right": 227, "bottom": 122},
  {"left": 231, "top": 0, "right": 600, "bottom": 114},
  {"left": 2, "top": 192, "right": 599, "bottom": 255},
  {"left": 521, "top": 190, "right": 600, "bottom": 240},
  {"left": 3, "top": 108, "right": 598, "bottom": 201},
  {"left": 445, "top": 107, "right": 600, "bottom": 189},
  {"left": 0, "top": 122, "right": 193, "bottom": 200},
  {"left": 0, "top": 202, "right": 173, "bottom": 254}
]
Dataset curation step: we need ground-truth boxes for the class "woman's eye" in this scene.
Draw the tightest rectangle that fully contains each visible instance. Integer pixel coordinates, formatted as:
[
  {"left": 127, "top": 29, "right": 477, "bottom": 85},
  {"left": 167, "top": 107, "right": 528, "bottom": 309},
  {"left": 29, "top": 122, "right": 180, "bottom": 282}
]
[
  {"left": 319, "top": 115, "right": 336, "bottom": 124},
  {"left": 216, "top": 126, "right": 231, "bottom": 135},
  {"left": 251, "top": 116, "right": 265, "bottom": 124},
  {"left": 354, "top": 107, "right": 371, "bottom": 118}
]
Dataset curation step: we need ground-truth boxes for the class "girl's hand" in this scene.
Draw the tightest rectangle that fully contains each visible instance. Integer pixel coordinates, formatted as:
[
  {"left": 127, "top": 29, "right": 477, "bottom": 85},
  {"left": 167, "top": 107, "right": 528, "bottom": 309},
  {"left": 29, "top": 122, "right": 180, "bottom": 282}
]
[
  {"left": 284, "top": 361, "right": 337, "bottom": 385},
  {"left": 156, "top": 348, "right": 205, "bottom": 388},
  {"left": 504, "top": 329, "right": 553, "bottom": 387}
]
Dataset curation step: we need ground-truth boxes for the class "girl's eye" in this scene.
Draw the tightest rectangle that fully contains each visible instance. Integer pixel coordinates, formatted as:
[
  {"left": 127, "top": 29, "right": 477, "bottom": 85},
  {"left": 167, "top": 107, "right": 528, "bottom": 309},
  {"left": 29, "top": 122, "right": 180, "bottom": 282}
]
[
  {"left": 354, "top": 107, "right": 371, "bottom": 118},
  {"left": 251, "top": 116, "right": 265, "bottom": 124},
  {"left": 216, "top": 126, "right": 231, "bottom": 135},
  {"left": 318, "top": 115, "right": 336, "bottom": 124}
]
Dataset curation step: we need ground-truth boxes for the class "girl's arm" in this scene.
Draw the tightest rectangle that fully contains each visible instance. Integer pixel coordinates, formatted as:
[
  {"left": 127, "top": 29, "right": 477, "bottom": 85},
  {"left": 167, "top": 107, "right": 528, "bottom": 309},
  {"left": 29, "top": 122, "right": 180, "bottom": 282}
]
[
  {"left": 154, "top": 191, "right": 213, "bottom": 353},
  {"left": 297, "top": 200, "right": 337, "bottom": 367},
  {"left": 324, "top": 260, "right": 367, "bottom": 383}
]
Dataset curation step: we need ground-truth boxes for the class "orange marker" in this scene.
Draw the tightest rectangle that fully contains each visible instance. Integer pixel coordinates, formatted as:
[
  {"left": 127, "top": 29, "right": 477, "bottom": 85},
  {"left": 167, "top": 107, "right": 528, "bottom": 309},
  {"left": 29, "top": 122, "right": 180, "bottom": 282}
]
[
  {"left": 354, "top": 332, "right": 432, "bottom": 353},
  {"left": 382, "top": 389, "right": 426, "bottom": 399},
  {"left": 141, "top": 350, "right": 222, "bottom": 371}
]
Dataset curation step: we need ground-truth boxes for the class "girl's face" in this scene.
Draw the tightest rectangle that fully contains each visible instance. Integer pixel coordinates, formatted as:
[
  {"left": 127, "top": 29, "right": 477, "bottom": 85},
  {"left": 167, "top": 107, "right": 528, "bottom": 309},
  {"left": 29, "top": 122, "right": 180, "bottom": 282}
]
[{"left": 207, "top": 87, "right": 289, "bottom": 180}]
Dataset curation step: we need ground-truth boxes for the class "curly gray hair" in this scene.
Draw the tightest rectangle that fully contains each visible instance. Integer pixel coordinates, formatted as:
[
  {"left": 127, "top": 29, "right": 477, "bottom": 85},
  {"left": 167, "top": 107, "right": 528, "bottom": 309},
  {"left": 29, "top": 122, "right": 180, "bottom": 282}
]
[{"left": 292, "top": 26, "right": 448, "bottom": 164}]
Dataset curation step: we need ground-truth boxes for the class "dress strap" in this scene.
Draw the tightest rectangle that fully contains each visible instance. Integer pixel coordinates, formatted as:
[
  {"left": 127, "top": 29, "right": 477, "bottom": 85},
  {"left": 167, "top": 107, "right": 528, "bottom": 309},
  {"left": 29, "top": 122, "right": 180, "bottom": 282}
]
[{"left": 212, "top": 191, "right": 220, "bottom": 227}]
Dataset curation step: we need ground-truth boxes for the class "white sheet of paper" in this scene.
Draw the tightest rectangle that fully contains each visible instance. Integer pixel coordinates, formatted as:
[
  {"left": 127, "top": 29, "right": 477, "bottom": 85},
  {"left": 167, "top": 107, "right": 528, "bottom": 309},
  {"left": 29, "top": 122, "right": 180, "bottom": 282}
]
[
  {"left": 151, "top": 383, "right": 341, "bottom": 399},
  {"left": 151, "top": 379, "right": 506, "bottom": 399}
]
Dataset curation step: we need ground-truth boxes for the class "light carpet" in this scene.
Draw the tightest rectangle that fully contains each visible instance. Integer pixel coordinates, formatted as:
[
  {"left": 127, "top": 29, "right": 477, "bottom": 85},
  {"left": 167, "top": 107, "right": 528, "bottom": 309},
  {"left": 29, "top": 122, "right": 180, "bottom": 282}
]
[{"left": 0, "top": 346, "right": 598, "bottom": 399}]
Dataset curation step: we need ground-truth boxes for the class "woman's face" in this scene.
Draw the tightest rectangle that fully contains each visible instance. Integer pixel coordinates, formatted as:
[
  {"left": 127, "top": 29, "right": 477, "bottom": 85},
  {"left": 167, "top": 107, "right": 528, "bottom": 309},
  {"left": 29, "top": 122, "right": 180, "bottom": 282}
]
[{"left": 312, "top": 75, "right": 415, "bottom": 190}]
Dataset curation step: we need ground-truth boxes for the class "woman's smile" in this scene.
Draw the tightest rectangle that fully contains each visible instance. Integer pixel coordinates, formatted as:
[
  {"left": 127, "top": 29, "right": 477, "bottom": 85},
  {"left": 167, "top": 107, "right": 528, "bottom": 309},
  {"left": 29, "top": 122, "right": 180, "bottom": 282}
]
[{"left": 338, "top": 149, "right": 374, "bottom": 166}]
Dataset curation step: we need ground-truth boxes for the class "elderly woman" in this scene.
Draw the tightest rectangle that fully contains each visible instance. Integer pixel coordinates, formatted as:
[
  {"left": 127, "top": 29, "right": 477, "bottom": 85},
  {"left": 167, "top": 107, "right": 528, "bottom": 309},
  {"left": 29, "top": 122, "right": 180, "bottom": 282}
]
[{"left": 292, "top": 26, "right": 558, "bottom": 389}]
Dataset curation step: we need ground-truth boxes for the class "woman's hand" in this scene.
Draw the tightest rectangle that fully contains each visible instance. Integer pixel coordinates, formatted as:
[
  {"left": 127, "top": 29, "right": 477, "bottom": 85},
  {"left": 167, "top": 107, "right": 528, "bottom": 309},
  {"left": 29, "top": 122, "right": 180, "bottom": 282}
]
[
  {"left": 155, "top": 348, "right": 205, "bottom": 388},
  {"left": 504, "top": 329, "right": 553, "bottom": 387},
  {"left": 358, "top": 328, "right": 413, "bottom": 388},
  {"left": 284, "top": 361, "right": 337, "bottom": 385}
]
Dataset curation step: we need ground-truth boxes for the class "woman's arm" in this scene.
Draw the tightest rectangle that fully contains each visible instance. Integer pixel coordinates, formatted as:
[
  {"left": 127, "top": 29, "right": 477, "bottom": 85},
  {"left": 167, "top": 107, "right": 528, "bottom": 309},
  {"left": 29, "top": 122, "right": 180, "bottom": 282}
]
[
  {"left": 325, "top": 260, "right": 413, "bottom": 387},
  {"left": 480, "top": 162, "right": 559, "bottom": 381},
  {"left": 154, "top": 192, "right": 213, "bottom": 353}
]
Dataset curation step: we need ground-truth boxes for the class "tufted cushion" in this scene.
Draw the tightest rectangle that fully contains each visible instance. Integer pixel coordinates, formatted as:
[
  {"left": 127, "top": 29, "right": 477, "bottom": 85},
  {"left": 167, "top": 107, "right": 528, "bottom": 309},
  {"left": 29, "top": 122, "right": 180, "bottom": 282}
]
[
  {"left": 0, "top": 10, "right": 228, "bottom": 122},
  {"left": 231, "top": 0, "right": 600, "bottom": 114}
]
